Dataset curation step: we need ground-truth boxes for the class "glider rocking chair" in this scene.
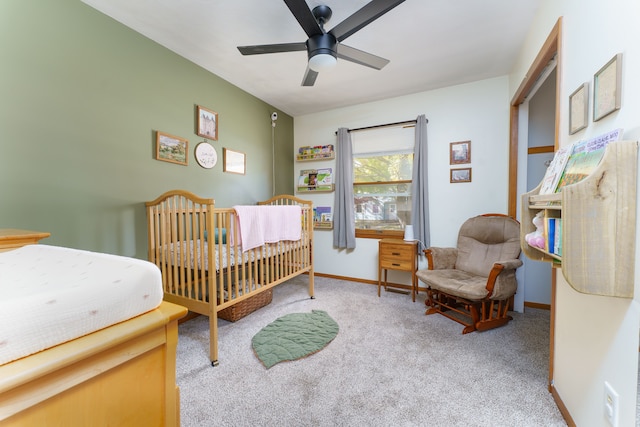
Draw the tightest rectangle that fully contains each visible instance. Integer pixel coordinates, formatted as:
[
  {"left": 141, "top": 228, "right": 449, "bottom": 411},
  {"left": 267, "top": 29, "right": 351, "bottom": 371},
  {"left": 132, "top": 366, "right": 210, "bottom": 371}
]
[{"left": 415, "top": 214, "right": 522, "bottom": 334}]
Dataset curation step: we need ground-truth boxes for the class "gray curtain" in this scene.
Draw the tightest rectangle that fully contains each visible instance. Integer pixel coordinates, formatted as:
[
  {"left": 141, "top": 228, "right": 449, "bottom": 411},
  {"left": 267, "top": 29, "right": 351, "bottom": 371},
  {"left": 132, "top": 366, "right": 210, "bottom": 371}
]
[
  {"left": 333, "top": 127, "right": 356, "bottom": 249},
  {"left": 411, "top": 115, "right": 430, "bottom": 251}
]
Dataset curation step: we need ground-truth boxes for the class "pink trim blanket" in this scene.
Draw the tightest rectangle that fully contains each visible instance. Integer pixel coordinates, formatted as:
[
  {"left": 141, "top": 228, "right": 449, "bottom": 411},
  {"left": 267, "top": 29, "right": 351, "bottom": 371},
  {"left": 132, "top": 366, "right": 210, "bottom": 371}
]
[{"left": 232, "top": 205, "right": 301, "bottom": 251}]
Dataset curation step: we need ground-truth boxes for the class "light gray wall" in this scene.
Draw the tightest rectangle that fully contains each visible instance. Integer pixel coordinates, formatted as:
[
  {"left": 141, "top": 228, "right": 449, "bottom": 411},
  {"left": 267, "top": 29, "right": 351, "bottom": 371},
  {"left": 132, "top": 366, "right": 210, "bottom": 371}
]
[
  {"left": 294, "top": 76, "right": 512, "bottom": 285},
  {"left": 511, "top": 1, "right": 640, "bottom": 425},
  {"left": 0, "top": 0, "right": 293, "bottom": 259}
]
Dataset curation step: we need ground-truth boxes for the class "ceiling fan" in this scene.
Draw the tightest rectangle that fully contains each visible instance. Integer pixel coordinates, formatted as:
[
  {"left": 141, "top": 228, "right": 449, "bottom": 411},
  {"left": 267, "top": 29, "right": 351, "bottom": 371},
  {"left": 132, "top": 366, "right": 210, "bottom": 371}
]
[{"left": 237, "top": 0, "right": 406, "bottom": 86}]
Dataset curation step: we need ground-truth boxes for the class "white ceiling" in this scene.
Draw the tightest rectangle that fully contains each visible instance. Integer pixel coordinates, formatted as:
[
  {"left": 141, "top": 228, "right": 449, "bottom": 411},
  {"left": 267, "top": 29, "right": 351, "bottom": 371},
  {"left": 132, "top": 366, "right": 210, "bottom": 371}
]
[{"left": 81, "top": 0, "right": 541, "bottom": 117}]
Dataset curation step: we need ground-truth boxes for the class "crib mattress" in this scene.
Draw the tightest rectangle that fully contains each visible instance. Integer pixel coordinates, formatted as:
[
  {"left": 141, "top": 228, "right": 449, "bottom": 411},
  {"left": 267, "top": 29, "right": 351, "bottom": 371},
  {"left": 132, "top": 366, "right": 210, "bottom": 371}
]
[
  {"left": 0, "top": 245, "right": 164, "bottom": 366},
  {"left": 164, "top": 238, "right": 307, "bottom": 272}
]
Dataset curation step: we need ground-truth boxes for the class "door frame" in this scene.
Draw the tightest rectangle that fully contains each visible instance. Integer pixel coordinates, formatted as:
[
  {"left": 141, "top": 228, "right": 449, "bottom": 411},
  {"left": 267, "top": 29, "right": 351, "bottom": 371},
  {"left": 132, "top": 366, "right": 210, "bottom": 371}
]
[
  {"left": 508, "top": 18, "right": 562, "bottom": 217},
  {"left": 507, "top": 17, "right": 566, "bottom": 413}
]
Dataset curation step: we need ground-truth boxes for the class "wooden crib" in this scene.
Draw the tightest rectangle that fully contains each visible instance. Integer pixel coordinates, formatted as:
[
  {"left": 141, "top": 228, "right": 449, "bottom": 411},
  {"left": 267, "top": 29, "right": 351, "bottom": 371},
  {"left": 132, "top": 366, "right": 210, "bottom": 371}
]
[{"left": 145, "top": 190, "right": 314, "bottom": 366}]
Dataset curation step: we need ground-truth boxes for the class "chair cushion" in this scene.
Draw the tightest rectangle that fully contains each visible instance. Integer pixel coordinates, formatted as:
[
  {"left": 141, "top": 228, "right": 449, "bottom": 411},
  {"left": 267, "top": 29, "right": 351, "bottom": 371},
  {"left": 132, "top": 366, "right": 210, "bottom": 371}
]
[
  {"left": 455, "top": 215, "right": 521, "bottom": 277},
  {"left": 416, "top": 269, "right": 489, "bottom": 300}
]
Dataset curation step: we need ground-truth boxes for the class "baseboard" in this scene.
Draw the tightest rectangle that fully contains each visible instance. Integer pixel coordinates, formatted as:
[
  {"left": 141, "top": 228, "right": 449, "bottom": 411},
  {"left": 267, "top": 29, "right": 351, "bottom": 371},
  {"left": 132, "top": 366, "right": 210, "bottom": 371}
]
[
  {"left": 524, "top": 301, "right": 551, "bottom": 310},
  {"left": 313, "top": 271, "right": 377, "bottom": 285},
  {"left": 313, "top": 272, "right": 419, "bottom": 293},
  {"left": 550, "top": 383, "right": 576, "bottom": 427}
]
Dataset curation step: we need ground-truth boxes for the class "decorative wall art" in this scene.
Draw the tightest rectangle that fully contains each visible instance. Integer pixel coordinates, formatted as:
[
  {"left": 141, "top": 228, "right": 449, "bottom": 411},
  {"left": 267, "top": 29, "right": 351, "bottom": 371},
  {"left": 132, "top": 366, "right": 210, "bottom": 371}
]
[
  {"left": 196, "top": 105, "right": 218, "bottom": 140},
  {"left": 156, "top": 131, "right": 188, "bottom": 166},
  {"left": 450, "top": 167, "right": 472, "bottom": 183},
  {"left": 223, "top": 148, "right": 245, "bottom": 174},
  {"left": 449, "top": 140, "right": 471, "bottom": 164},
  {"left": 194, "top": 141, "right": 217, "bottom": 169},
  {"left": 593, "top": 53, "right": 622, "bottom": 121},
  {"left": 569, "top": 82, "right": 589, "bottom": 134}
]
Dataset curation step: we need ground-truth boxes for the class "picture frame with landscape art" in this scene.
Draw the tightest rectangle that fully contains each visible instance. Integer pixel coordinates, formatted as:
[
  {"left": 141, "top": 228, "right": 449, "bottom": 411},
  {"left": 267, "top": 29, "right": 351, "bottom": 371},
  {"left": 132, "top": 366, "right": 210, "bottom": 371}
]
[
  {"left": 196, "top": 105, "right": 218, "bottom": 140},
  {"left": 449, "top": 140, "right": 471, "bottom": 164},
  {"left": 156, "top": 131, "right": 188, "bottom": 166},
  {"left": 223, "top": 148, "right": 245, "bottom": 174},
  {"left": 569, "top": 82, "right": 588, "bottom": 134},
  {"left": 450, "top": 167, "right": 471, "bottom": 183},
  {"left": 593, "top": 53, "right": 622, "bottom": 122}
]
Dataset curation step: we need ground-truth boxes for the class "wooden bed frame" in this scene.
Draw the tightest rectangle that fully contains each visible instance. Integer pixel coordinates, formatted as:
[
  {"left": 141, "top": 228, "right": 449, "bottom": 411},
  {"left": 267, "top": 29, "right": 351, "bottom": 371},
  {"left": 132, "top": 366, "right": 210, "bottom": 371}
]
[
  {"left": 0, "top": 301, "right": 187, "bottom": 426},
  {"left": 145, "top": 190, "right": 314, "bottom": 366}
]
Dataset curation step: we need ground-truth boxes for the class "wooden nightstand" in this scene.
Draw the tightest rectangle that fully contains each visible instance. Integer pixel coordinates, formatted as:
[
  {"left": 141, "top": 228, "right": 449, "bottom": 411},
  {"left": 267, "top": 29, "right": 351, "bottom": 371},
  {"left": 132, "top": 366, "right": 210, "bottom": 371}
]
[
  {"left": 378, "top": 238, "right": 419, "bottom": 302},
  {"left": 0, "top": 229, "right": 51, "bottom": 252}
]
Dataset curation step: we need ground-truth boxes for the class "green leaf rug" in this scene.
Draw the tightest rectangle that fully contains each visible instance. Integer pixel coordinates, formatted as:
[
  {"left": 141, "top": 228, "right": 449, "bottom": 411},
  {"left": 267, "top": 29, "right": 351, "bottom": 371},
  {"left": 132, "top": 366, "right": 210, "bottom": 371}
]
[{"left": 252, "top": 310, "right": 339, "bottom": 369}]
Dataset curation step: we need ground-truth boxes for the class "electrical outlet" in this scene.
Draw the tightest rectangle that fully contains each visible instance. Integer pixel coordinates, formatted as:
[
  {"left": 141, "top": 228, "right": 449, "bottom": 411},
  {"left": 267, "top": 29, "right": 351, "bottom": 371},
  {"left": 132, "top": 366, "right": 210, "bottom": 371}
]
[{"left": 604, "top": 381, "right": 619, "bottom": 426}]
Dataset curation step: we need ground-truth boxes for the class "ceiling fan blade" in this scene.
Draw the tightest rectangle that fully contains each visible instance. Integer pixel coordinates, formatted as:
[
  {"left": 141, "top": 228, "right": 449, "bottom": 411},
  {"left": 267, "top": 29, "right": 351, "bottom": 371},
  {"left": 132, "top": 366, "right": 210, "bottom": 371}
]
[
  {"left": 238, "top": 42, "right": 307, "bottom": 55},
  {"left": 329, "top": 0, "right": 406, "bottom": 42},
  {"left": 283, "top": 0, "right": 323, "bottom": 38},
  {"left": 337, "top": 44, "right": 389, "bottom": 70},
  {"left": 301, "top": 67, "right": 318, "bottom": 86}
]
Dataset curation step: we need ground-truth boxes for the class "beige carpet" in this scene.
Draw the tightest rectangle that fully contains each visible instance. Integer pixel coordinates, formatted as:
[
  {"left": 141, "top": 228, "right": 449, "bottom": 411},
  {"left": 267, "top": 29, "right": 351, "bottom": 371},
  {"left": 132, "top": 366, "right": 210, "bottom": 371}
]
[{"left": 176, "top": 275, "right": 567, "bottom": 426}]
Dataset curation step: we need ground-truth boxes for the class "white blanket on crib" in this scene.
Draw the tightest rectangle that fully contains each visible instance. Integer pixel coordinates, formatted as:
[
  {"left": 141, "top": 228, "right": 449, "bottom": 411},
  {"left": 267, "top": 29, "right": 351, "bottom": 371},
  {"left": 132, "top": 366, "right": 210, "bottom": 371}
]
[
  {"left": 0, "top": 245, "right": 163, "bottom": 365},
  {"left": 232, "top": 205, "right": 301, "bottom": 251}
]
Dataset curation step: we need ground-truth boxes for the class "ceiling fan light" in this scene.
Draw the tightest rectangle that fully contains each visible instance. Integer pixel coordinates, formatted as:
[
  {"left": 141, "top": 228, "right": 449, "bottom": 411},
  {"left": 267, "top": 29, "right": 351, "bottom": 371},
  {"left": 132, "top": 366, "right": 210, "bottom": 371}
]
[{"left": 308, "top": 53, "right": 337, "bottom": 72}]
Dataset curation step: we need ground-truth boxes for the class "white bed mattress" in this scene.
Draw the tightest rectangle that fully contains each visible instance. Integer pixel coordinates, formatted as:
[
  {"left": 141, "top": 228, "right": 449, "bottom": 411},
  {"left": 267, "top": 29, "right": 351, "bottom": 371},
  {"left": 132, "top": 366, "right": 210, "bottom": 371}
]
[{"left": 0, "top": 245, "right": 164, "bottom": 366}]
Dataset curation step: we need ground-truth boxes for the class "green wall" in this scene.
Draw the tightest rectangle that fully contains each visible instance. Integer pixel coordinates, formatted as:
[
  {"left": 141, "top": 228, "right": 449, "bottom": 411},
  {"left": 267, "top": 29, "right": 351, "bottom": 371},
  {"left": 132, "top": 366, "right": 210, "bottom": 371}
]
[{"left": 0, "top": 0, "right": 294, "bottom": 259}]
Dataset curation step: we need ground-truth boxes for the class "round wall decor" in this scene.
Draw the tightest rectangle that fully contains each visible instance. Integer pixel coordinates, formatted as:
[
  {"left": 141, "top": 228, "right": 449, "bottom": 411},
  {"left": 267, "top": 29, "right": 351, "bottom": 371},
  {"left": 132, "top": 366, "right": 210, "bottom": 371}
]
[{"left": 194, "top": 142, "right": 217, "bottom": 169}]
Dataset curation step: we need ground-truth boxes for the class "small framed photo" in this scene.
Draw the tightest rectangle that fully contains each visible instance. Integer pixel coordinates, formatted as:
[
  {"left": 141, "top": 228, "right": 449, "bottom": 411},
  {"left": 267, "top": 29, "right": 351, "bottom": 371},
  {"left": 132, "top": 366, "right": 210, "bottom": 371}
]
[
  {"left": 196, "top": 105, "right": 218, "bottom": 140},
  {"left": 450, "top": 167, "right": 471, "bottom": 183},
  {"left": 156, "top": 131, "right": 188, "bottom": 166},
  {"left": 223, "top": 148, "right": 245, "bottom": 175},
  {"left": 569, "top": 82, "right": 589, "bottom": 134},
  {"left": 593, "top": 53, "right": 622, "bottom": 122},
  {"left": 449, "top": 140, "right": 471, "bottom": 165}
]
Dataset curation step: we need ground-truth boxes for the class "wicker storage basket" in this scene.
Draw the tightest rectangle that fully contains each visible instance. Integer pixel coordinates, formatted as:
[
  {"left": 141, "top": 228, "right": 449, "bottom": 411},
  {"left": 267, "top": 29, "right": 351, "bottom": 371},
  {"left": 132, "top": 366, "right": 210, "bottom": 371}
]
[{"left": 218, "top": 288, "right": 273, "bottom": 322}]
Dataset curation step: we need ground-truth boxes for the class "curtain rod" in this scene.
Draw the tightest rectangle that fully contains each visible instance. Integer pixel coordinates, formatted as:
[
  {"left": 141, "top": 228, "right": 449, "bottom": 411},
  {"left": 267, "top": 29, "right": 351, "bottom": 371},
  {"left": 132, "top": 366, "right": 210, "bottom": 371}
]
[{"left": 335, "top": 118, "right": 426, "bottom": 135}]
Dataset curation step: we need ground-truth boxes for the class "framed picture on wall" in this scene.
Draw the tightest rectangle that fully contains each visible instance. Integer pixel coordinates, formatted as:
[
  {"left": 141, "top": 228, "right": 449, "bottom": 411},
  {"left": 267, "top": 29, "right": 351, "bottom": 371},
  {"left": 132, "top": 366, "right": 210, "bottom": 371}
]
[
  {"left": 196, "top": 105, "right": 218, "bottom": 140},
  {"left": 223, "top": 148, "right": 245, "bottom": 174},
  {"left": 156, "top": 131, "right": 188, "bottom": 166},
  {"left": 569, "top": 82, "right": 588, "bottom": 134},
  {"left": 450, "top": 167, "right": 471, "bottom": 183},
  {"left": 593, "top": 53, "right": 622, "bottom": 122},
  {"left": 449, "top": 141, "right": 471, "bottom": 164}
]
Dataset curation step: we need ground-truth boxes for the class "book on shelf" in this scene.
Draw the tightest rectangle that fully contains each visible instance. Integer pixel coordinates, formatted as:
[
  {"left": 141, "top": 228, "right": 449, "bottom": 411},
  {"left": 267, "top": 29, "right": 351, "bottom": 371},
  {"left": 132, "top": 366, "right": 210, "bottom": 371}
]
[
  {"left": 554, "top": 128, "right": 623, "bottom": 192},
  {"left": 553, "top": 218, "right": 562, "bottom": 256},
  {"left": 545, "top": 217, "right": 556, "bottom": 253},
  {"left": 297, "top": 145, "right": 335, "bottom": 160},
  {"left": 313, "top": 206, "right": 332, "bottom": 222},
  {"left": 298, "top": 168, "right": 333, "bottom": 191},
  {"left": 538, "top": 143, "right": 573, "bottom": 195},
  {"left": 543, "top": 216, "right": 563, "bottom": 255}
]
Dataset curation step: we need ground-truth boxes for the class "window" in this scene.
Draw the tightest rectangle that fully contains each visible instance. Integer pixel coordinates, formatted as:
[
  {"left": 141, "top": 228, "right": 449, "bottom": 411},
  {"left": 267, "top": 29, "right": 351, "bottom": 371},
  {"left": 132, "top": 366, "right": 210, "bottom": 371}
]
[{"left": 352, "top": 125, "right": 414, "bottom": 238}]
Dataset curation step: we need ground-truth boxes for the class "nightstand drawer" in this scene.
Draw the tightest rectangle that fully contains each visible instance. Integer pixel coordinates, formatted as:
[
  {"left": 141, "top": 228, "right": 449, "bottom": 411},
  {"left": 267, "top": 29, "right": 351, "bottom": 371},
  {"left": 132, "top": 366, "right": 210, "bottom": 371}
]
[
  {"left": 379, "top": 244, "right": 414, "bottom": 260},
  {"left": 380, "top": 258, "right": 413, "bottom": 270}
]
